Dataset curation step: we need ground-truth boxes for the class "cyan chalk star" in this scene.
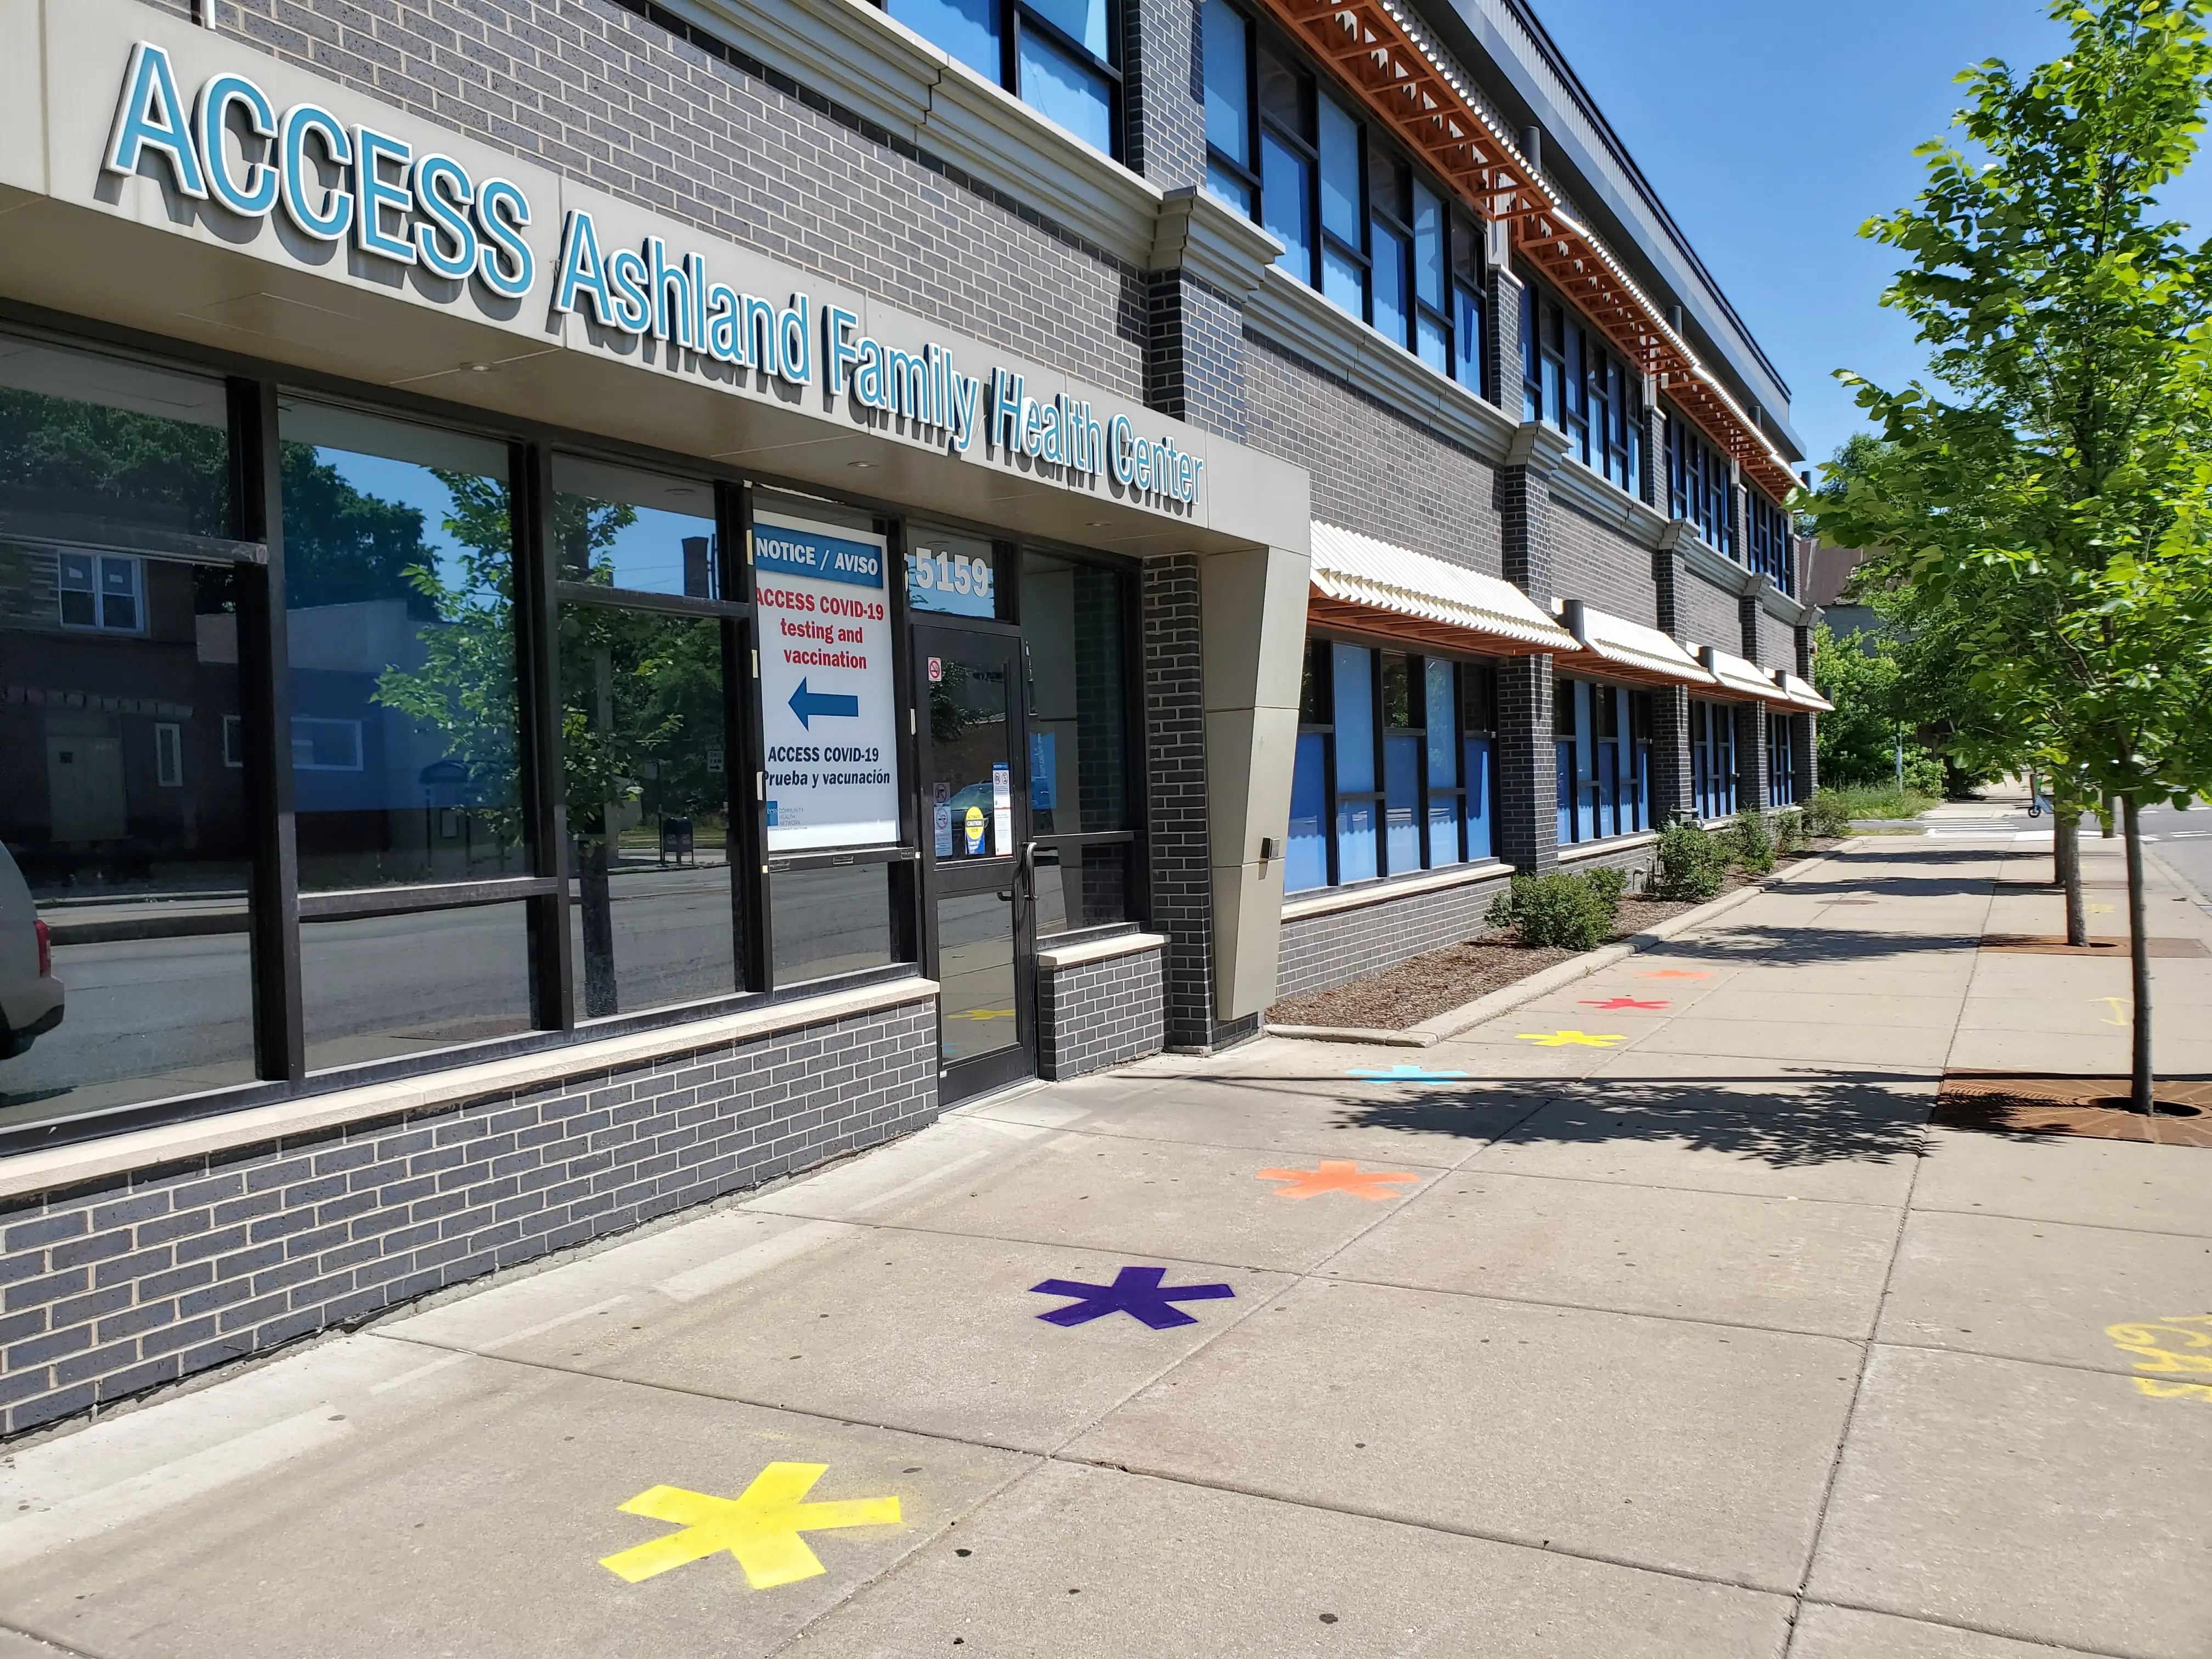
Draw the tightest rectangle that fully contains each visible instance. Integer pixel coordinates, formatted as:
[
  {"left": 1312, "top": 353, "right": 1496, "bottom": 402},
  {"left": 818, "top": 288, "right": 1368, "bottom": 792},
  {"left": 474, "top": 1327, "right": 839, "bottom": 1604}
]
[{"left": 1028, "top": 1266, "right": 1235, "bottom": 1329}]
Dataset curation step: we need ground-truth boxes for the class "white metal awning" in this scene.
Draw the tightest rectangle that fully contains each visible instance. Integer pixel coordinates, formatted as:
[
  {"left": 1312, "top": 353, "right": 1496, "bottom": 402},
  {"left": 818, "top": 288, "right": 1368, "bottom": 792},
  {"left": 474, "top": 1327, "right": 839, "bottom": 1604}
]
[
  {"left": 1555, "top": 601, "right": 1717, "bottom": 688},
  {"left": 1773, "top": 670, "right": 1835, "bottom": 713},
  {"left": 1307, "top": 521, "right": 1577, "bottom": 656},
  {"left": 1693, "top": 645, "right": 1782, "bottom": 701}
]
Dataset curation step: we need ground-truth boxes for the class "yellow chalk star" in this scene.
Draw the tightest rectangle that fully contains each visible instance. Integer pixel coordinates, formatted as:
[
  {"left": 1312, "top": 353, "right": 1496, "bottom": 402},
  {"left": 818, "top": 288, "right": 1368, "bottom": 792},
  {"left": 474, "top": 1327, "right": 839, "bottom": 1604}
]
[
  {"left": 1515, "top": 1029, "right": 1626, "bottom": 1048},
  {"left": 601, "top": 1463, "right": 902, "bottom": 1589}
]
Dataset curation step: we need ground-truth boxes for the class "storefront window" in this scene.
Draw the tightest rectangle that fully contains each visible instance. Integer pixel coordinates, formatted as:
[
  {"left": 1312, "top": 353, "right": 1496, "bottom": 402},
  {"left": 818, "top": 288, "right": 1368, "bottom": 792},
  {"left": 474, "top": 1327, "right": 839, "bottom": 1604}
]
[
  {"left": 1288, "top": 639, "right": 1498, "bottom": 895},
  {"left": 1556, "top": 679, "right": 1652, "bottom": 846},
  {"left": 1022, "top": 549, "right": 1133, "bottom": 934},
  {"left": 1691, "top": 698, "right": 1739, "bottom": 820},
  {"left": 300, "top": 902, "right": 533, "bottom": 1072},
  {"left": 1768, "top": 713, "right": 1797, "bottom": 806},
  {"left": 772, "top": 865, "right": 894, "bottom": 985},
  {"left": 908, "top": 530, "right": 997, "bottom": 619},
  {"left": 553, "top": 456, "right": 720, "bottom": 597},
  {"left": 0, "top": 336, "right": 230, "bottom": 536},
  {"left": 280, "top": 401, "right": 523, "bottom": 891}
]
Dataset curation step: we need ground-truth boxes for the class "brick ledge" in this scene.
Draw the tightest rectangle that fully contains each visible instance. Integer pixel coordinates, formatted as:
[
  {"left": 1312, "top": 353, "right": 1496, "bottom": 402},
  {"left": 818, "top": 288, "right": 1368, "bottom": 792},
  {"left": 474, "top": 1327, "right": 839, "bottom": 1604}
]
[
  {"left": 1036, "top": 932, "right": 1169, "bottom": 972},
  {"left": 0, "top": 978, "right": 939, "bottom": 1206},
  {"left": 1279, "top": 862, "right": 1513, "bottom": 923}
]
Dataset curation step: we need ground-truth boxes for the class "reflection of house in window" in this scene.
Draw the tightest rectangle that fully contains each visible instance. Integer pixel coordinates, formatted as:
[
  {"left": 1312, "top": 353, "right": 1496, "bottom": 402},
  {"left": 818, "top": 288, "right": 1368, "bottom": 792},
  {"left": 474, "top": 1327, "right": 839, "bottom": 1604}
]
[
  {"left": 57, "top": 552, "right": 143, "bottom": 634},
  {"left": 291, "top": 716, "right": 364, "bottom": 772},
  {"left": 155, "top": 721, "right": 183, "bottom": 787}
]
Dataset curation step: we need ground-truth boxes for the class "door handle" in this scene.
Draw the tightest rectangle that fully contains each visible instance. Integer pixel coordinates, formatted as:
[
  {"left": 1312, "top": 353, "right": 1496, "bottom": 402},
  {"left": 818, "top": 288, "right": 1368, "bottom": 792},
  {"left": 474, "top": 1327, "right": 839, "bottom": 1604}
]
[{"left": 1017, "top": 840, "right": 1039, "bottom": 897}]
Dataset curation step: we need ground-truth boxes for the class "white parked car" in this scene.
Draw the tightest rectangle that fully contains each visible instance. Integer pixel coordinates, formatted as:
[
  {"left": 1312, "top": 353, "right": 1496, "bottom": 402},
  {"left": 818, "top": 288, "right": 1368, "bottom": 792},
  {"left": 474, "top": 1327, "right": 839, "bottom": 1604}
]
[{"left": 0, "top": 841, "right": 63, "bottom": 1057}]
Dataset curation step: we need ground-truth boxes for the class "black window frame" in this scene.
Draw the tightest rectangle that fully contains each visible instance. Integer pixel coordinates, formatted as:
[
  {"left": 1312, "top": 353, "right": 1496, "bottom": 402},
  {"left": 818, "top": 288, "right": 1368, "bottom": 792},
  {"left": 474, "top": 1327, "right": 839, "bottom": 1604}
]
[
  {"left": 1519, "top": 275, "right": 1644, "bottom": 496},
  {"left": 1667, "top": 409, "right": 1736, "bottom": 559},
  {"left": 0, "top": 310, "right": 1147, "bottom": 1155},
  {"left": 874, "top": 0, "right": 1124, "bottom": 161},
  {"left": 1745, "top": 486, "right": 1793, "bottom": 594}
]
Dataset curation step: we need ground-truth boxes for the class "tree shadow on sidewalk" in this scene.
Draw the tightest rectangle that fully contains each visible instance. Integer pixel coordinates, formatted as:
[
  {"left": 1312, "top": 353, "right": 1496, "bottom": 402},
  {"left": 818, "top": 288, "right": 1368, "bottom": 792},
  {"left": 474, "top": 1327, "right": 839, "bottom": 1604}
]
[
  {"left": 1327, "top": 1071, "right": 1932, "bottom": 1170},
  {"left": 1651, "top": 925, "right": 1983, "bottom": 964}
]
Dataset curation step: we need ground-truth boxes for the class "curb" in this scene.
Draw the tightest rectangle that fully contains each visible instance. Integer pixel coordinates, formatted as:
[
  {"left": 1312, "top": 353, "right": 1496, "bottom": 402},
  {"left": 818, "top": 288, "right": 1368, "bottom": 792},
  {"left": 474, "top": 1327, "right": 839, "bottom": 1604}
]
[{"left": 1267, "top": 848, "right": 1843, "bottom": 1049}]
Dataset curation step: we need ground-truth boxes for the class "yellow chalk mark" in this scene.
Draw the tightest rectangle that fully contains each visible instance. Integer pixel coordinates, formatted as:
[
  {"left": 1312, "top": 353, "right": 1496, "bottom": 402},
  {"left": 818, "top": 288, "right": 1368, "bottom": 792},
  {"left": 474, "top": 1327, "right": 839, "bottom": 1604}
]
[
  {"left": 2135, "top": 1378, "right": 2212, "bottom": 1401},
  {"left": 2088, "top": 902, "right": 2115, "bottom": 914},
  {"left": 1515, "top": 1030, "right": 1625, "bottom": 1048},
  {"left": 601, "top": 1463, "right": 901, "bottom": 1589},
  {"left": 945, "top": 1009, "right": 1015, "bottom": 1022},
  {"left": 2095, "top": 996, "right": 2129, "bottom": 1026},
  {"left": 2105, "top": 1317, "right": 2212, "bottom": 1401}
]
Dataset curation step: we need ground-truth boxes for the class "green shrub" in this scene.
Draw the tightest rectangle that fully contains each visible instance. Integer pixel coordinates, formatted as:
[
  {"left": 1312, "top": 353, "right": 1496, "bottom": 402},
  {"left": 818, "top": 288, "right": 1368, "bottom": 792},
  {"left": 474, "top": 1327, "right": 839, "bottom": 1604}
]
[
  {"left": 1731, "top": 809, "right": 1776, "bottom": 875},
  {"left": 1651, "top": 820, "right": 1729, "bottom": 901},
  {"left": 1774, "top": 809, "right": 1805, "bottom": 853},
  {"left": 1485, "top": 870, "right": 1621, "bottom": 951},
  {"left": 1801, "top": 791, "right": 1852, "bottom": 838}
]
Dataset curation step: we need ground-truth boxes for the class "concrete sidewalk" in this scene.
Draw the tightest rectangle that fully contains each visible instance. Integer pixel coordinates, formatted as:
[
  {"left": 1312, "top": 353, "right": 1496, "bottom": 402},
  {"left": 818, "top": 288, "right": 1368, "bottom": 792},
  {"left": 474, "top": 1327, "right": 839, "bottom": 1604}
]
[{"left": 3, "top": 809, "right": 2208, "bottom": 1659}]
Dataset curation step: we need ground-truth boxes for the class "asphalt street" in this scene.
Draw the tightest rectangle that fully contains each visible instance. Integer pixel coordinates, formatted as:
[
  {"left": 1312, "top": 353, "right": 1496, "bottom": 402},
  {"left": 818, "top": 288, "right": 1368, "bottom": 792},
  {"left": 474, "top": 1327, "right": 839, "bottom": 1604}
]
[{"left": 2140, "top": 801, "right": 2212, "bottom": 909}]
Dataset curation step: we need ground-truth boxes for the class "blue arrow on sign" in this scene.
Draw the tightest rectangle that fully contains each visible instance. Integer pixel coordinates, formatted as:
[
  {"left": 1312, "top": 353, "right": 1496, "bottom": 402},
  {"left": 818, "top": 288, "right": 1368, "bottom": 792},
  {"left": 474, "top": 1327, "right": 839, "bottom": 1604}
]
[{"left": 788, "top": 678, "right": 860, "bottom": 729}]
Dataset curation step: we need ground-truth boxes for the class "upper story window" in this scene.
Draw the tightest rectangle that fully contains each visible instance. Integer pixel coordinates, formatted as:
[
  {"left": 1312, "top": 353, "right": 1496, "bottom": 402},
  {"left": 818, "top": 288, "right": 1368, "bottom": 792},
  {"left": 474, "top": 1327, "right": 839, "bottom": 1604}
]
[
  {"left": 887, "top": 0, "right": 1120, "bottom": 157},
  {"left": 1745, "top": 487, "right": 1793, "bottom": 595},
  {"left": 1520, "top": 281, "right": 1641, "bottom": 496},
  {"left": 1667, "top": 411, "right": 1733, "bottom": 558},
  {"left": 57, "top": 551, "right": 144, "bottom": 634},
  {"left": 1201, "top": 2, "right": 1485, "bottom": 395}
]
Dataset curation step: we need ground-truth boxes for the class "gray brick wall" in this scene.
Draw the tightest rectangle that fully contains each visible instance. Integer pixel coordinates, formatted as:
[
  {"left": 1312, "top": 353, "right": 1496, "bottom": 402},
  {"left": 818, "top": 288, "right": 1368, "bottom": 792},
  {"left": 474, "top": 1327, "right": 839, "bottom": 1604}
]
[
  {"left": 1243, "top": 335, "right": 1504, "bottom": 574},
  {"left": 1139, "top": 555, "right": 1218, "bottom": 1049},
  {"left": 1649, "top": 683, "right": 1694, "bottom": 825},
  {"left": 1, "top": 1000, "right": 935, "bottom": 1438},
  {"left": 1274, "top": 871, "right": 1512, "bottom": 1003},
  {"left": 1124, "top": 0, "right": 1206, "bottom": 188},
  {"left": 1552, "top": 501, "right": 1657, "bottom": 625},
  {"left": 1148, "top": 273, "right": 1248, "bottom": 439},
  {"left": 174, "top": 0, "right": 1150, "bottom": 399},
  {"left": 1037, "top": 946, "right": 1166, "bottom": 1079},
  {"left": 1679, "top": 567, "right": 1742, "bottom": 652},
  {"left": 1556, "top": 836, "right": 1661, "bottom": 891}
]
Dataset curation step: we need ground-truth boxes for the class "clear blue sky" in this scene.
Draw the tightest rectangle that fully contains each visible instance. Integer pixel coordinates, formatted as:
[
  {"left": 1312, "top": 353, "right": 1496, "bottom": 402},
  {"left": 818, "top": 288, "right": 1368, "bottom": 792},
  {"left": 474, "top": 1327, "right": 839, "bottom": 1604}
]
[{"left": 1528, "top": 0, "right": 2212, "bottom": 478}]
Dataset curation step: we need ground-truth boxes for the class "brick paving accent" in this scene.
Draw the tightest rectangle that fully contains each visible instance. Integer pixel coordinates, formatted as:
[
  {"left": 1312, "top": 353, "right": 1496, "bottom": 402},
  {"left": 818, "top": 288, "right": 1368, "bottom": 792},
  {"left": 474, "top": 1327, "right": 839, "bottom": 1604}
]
[{"left": 1, "top": 1001, "right": 934, "bottom": 1438}]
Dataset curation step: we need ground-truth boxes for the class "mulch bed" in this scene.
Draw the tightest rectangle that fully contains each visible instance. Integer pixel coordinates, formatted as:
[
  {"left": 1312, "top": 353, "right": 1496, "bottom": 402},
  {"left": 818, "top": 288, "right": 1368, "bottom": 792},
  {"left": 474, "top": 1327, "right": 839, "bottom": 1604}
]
[
  {"left": 1267, "top": 880, "right": 1755, "bottom": 1033},
  {"left": 1936, "top": 1073, "right": 2212, "bottom": 1147}
]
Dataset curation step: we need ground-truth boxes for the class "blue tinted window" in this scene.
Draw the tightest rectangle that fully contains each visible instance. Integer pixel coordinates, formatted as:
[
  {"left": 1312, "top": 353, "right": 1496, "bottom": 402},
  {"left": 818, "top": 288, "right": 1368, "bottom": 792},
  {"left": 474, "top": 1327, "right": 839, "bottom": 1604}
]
[
  {"left": 1371, "top": 228, "right": 1407, "bottom": 347},
  {"left": 1323, "top": 246, "right": 1364, "bottom": 317},
  {"left": 1384, "top": 734, "right": 1420, "bottom": 873},
  {"left": 1318, "top": 98, "right": 1361, "bottom": 244},
  {"left": 1331, "top": 642, "right": 1373, "bottom": 792},
  {"left": 1287, "top": 731, "right": 1329, "bottom": 893},
  {"left": 890, "top": 0, "right": 1001, "bottom": 82},
  {"left": 1413, "top": 185, "right": 1444, "bottom": 307},
  {"left": 1202, "top": 0, "right": 1250, "bottom": 167},
  {"left": 1028, "top": 0, "right": 1107, "bottom": 57},
  {"left": 1425, "top": 659, "right": 1456, "bottom": 786},
  {"left": 1020, "top": 29, "right": 1113, "bottom": 153},
  {"left": 1465, "top": 735, "right": 1494, "bottom": 860},
  {"left": 1262, "top": 133, "right": 1312, "bottom": 277},
  {"left": 1456, "top": 286, "right": 1482, "bottom": 388},
  {"left": 1336, "top": 798, "right": 1377, "bottom": 883}
]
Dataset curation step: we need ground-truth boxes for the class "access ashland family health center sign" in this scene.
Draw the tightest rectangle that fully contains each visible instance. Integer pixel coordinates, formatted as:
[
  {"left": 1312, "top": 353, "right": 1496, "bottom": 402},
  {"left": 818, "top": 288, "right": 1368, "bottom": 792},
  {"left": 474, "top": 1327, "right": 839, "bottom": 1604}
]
[{"left": 89, "top": 37, "right": 1213, "bottom": 511}]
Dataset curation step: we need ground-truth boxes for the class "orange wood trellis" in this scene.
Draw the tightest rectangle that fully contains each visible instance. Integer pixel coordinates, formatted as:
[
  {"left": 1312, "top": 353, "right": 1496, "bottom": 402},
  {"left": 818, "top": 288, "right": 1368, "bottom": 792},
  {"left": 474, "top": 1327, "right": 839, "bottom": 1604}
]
[{"left": 1250, "top": 0, "right": 1801, "bottom": 505}]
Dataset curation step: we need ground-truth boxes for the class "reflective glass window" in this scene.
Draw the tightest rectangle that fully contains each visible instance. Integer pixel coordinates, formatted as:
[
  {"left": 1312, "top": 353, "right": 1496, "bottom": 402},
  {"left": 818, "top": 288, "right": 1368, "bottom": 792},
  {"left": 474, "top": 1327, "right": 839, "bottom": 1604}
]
[
  {"left": 1032, "top": 841, "right": 1130, "bottom": 934},
  {"left": 1286, "top": 731, "right": 1328, "bottom": 893},
  {"left": 889, "top": 0, "right": 1001, "bottom": 82},
  {"left": 1262, "top": 132, "right": 1312, "bottom": 279},
  {"left": 301, "top": 902, "right": 532, "bottom": 1073},
  {"left": 1202, "top": 0, "right": 1252, "bottom": 191},
  {"left": 279, "top": 401, "right": 523, "bottom": 890},
  {"left": 558, "top": 605, "right": 732, "bottom": 1021},
  {"left": 0, "top": 554, "right": 256, "bottom": 1124},
  {"left": 0, "top": 336, "right": 230, "bottom": 537},
  {"left": 552, "top": 456, "right": 718, "bottom": 598},
  {"left": 909, "top": 531, "right": 998, "bottom": 619},
  {"left": 1021, "top": 551, "right": 1129, "bottom": 833},
  {"left": 1019, "top": 29, "right": 1113, "bottom": 154},
  {"left": 772, "top": 865, "right": 894, "bottom": 985}
]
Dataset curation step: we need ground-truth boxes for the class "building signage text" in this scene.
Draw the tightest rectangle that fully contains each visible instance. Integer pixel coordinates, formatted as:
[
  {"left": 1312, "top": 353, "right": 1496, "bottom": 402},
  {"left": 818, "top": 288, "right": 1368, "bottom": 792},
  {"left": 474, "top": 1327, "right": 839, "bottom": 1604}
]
[{"left": 101, "top": 40, "right": 1205, "bottom": 509}]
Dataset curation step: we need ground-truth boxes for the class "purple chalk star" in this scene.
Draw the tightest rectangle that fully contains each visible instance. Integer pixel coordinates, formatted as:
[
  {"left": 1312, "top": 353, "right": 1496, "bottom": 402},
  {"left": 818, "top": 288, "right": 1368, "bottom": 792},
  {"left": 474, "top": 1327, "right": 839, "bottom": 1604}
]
[{"left": 1029, "top": 1265, "right": 1236, "bottom": 1329}]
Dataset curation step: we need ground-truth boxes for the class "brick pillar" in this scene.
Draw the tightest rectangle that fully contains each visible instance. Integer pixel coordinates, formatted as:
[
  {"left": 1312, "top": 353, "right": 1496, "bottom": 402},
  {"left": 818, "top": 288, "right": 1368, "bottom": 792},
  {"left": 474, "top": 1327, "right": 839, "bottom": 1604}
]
[
  {"left": 1640, "top": 380, "right": 1667, "bottom": 511},
  {"left": 1497, "top": 420, "right": 1568, "bottom": 873},
  {"left": 1729, "top": 473, "right": 1748, "bottom": 567},
  {"left": 1142, "top": 554, "right": 1219, "bottom": 1049},
  {"left": 1648, "top": 520, "right": 1695, "bottom": 825},
  {"left": 1793, "top": 623, "right": 1819, "bottom": 800},
  {"left": 1736, "top": 701, "right": 1771, "bottom": 815},
  {"left": 1124, "top": 0, "right": 1206, "bottom": 188},
  {"left": 1485, "top": 255, "right": 1523, "bottom": 412},
  {"left": 1146, "top": 269, "right": 1247, "bottom": 438},
  {"left": 1739, "top": 589, "right": 1763, "bottom": 664}
]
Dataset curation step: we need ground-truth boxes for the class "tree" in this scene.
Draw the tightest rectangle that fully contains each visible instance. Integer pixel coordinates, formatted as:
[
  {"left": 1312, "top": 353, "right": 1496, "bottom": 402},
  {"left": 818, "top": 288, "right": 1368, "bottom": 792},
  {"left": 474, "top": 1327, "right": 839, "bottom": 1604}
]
[{"left": 1802, "top": 0, "right": 2212, "bottom": 1113}]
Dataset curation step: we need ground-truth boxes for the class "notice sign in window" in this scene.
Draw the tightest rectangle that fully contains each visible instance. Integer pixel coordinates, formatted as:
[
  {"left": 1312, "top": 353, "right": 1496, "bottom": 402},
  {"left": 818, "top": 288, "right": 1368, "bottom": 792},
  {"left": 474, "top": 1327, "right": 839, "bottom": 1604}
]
[{"left": 754, "top": 511, "right": 899, "bottom": 851}]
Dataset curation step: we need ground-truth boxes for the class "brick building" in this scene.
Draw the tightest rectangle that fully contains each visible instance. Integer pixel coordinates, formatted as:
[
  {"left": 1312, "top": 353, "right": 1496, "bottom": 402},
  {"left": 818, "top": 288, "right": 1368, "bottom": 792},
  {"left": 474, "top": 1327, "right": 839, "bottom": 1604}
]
[{"left": 0, "top": 0, "right": 1821, "bottom": 1435}]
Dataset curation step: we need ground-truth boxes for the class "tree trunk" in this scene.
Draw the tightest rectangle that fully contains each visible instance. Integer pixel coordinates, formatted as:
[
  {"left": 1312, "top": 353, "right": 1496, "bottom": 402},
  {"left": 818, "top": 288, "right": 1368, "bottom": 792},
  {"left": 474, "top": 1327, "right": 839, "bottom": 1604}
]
[
  {"left": 2123, "top": 796, "right": 2154, "bottom": 1115},
  {"left": 579, "top": 832, "right": 618, "bottom": 1019},
  {"left": 2055, "top": 806, "right": 2086, "bottom": 947}
]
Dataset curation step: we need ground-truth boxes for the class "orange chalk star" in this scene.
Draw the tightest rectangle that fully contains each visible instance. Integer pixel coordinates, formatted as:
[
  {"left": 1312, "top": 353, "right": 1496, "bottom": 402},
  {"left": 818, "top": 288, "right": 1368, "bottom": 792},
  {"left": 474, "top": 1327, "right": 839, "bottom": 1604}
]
[
  {"left": 1516, "top": 1030, "right": 1624, "bottom": 1047},
  {"left": 1254, "top": 1160, "right": 1421, "bottom": 1201},
  {"left": 601, "top": 1463, "right": 902, "bottom": 1589}
]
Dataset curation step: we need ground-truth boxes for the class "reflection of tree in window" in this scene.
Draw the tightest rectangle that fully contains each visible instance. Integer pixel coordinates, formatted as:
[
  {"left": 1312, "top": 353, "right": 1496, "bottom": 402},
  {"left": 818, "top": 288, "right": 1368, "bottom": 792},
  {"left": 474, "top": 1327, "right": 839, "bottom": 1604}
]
[{"left": 0, "top": 389, "right": 229, "bottom": 533}]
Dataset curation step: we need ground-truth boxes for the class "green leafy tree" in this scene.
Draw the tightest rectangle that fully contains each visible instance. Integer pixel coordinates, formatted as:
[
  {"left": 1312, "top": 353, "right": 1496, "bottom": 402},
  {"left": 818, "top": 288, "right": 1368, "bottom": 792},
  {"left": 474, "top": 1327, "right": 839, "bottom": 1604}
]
[{"left": 1802, "top": 0, "right": 2212, "bottom": 1111}]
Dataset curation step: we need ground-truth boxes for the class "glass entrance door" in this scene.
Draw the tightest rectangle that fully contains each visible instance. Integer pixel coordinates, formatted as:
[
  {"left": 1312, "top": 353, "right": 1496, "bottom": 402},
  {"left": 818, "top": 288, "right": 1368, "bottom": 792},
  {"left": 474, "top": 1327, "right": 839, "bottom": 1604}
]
[{"left": 913, "top": 623, "right": 1035, "bottom": 1102}]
